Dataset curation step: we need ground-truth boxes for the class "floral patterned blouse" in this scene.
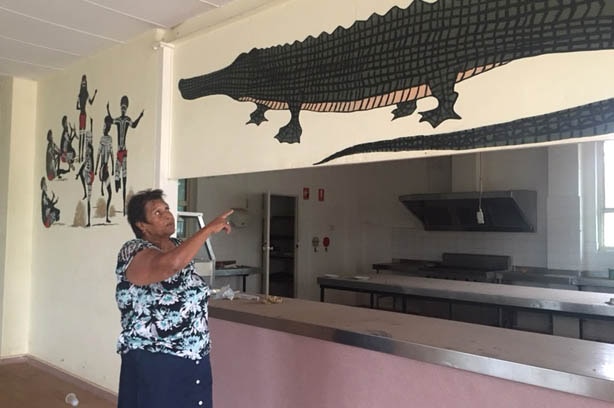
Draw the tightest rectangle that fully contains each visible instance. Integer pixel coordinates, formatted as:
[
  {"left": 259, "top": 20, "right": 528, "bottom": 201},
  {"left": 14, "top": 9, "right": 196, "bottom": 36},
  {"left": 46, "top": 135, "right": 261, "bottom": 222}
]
[{"left": 115, "top": 238, "right": 211, "bottom": 360}]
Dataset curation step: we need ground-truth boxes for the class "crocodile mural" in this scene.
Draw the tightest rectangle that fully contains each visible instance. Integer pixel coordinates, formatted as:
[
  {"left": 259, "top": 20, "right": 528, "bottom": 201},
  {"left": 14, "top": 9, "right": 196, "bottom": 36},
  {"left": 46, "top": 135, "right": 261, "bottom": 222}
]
[
  {"left": 313, "top": 97, "right": 614, "bottom": 164},
  {"left": 178, "top": 0, "right": 614, "bottom": 144}
]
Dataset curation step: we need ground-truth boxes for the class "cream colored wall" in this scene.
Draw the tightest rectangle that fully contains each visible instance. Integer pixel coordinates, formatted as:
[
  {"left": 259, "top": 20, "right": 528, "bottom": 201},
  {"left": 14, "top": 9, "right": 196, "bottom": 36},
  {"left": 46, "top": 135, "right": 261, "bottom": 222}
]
[
  {"left": 0, "top": 76, "right": 12, "bottom": 355},
  {"left": 28, "top": 30, "right": 165, "bottom": 391},
  {"left": 1, "top": 78, "right": 37, "bottom": 356},
  {"left": 171, "top": 0, "right": 614, "bottom": 179}
]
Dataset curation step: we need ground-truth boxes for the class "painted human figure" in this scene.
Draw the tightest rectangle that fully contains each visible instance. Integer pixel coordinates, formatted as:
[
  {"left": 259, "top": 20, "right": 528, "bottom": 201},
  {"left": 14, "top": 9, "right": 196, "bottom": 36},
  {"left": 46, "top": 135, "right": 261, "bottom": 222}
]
[
  {"left": 45, "top": 129, "right": 69, "bottom": 180},
  {"left": 95, "top": 115, "right": 115, "bottom": 223},
  {"left": 76, "top": 74, "right": 97, "bottom": 162},
  {"left": 76, "top": 119, "right": 95, "bottom": 227},
  {"left": 59, "top": 115, "right": 77, "bottom": 172},
  {"left": 107, "top": 96, "right": 144, "bottom": 214},
  {"left": 40, "top": 177, "right": 60, "bottom": 228}
]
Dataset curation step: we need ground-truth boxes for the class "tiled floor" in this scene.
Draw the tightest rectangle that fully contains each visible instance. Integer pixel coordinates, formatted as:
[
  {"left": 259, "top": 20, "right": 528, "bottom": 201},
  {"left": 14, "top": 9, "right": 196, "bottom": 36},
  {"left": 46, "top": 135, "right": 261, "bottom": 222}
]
[{"left": 0, "top": 361, "right": 116, "bottom": 408}]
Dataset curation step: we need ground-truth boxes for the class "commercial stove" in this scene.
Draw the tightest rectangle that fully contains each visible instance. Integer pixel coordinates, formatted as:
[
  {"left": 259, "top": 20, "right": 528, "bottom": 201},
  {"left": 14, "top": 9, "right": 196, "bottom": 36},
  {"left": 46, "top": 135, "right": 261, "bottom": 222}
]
[{"left": 373, "top": 253, "right": 512, "bottom": 283}]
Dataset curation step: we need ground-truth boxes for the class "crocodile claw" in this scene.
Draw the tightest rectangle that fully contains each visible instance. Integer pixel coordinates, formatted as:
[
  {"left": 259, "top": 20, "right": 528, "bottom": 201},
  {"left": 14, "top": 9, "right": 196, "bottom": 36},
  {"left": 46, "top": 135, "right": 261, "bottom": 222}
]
[
  {"left": 246, "top": 104, "right": 270, "bottom": 125},
  {"left": 391, "top": 101, "right": 417, "bottom": 120},
  {"left": 419, "top": 92, "right": 461, "bottom": 127},
  {"left": 419, "top": 108, "right": 461, "bottom": 127},
  {"left": 274, "top": 121, "right": 302, "bottom": 144}
]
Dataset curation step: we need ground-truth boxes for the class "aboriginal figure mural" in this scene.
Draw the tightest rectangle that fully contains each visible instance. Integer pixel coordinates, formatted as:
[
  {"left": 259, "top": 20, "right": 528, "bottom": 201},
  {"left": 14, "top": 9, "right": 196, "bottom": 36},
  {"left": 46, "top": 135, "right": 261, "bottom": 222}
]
[
  {"left": 40, "top": 177, "right": 60, "bottom": 228},
  {"left": 178, "top": 0, "right": 614, "bottom": 151},
  {"left": 45, "top": 129, "right": 69, "bottom": 181},
  {"left": 40, "top": 70, "right": 145, "bottom": 229},
  {"left": 76, "top": 118, "right": 95, "bottom": 227},
  {"left": 59, "top": 115, "right": 77, "bottom": 172},
  {"left": 95, "top": 115, "right": 115, "bottom": 223},
  {"left": 76, "top": 74, "right": 97, "bottom": 163},
  {"left": 107, "top": 96, "right": 144, "bottom": 215}
]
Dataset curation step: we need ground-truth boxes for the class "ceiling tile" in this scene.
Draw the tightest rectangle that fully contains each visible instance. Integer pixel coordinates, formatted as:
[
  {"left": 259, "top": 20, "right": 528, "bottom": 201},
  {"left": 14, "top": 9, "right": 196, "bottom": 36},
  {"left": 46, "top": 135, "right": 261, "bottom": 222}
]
[
  {"left": 88, "top": 0, "right": 216, "bottom": 28},
  {"left": 0, "top": 0, "right": 153, "bottom": 42},
  {"left": 0, "top": 0, "right": 276, "bottom": 80},
  {"left": 0, "top": 8, "right": 115, "bottom": 56},
  {"left": 0, "top": 36, "right": 79, "bottom": 69},
  {"left": 0, "top": 58, "right": 60, "bottom": 79}
]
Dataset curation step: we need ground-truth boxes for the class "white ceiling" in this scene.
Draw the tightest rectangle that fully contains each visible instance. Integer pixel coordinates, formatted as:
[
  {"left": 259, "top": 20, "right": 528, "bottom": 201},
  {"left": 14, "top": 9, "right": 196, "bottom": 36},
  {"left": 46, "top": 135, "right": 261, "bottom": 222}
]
[{"left": 0, "top": 0, "right": 266, "bottom": 80}]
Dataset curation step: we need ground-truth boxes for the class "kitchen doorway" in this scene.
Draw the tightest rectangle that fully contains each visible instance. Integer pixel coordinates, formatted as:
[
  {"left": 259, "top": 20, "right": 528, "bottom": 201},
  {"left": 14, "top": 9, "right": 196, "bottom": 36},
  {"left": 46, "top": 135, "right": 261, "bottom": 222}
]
[{"left": 262, "top": 193, "right": 298, "bottom": 298}]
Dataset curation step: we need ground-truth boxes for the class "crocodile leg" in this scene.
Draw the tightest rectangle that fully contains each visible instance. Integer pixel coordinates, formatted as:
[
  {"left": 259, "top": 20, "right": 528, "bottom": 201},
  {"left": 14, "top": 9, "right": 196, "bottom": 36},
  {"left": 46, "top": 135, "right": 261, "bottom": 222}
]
[
  {"left": 419, "top": 71, "right": 461, "bottom": 127},
  {"left": 391, "top": 100, "right": 418, "bottom": 120},
  {"left": 274, "top": 102, "right": 302, "bottom": 144},
  {"left": 246, "top": 103, "right": 270, "bottom": 125}
]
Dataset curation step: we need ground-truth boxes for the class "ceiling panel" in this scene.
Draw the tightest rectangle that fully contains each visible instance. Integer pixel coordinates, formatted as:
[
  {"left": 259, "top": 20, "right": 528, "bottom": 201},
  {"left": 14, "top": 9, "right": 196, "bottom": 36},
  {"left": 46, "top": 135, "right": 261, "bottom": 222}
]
[
  {"left": 0, "top": 57, "right": 60, "bottom": 78},
  {"left": 0, "top": 0, "right": 153, "bottom": 42},
  {"left": 0, "top": 36, "right": 79, "bottom": 69},
  {"left": 0, "top": 0, "right": 275, "bottom": 80},
  {"left": 0, "top": 9, "right": 115, "bottom": 55},
  {"left": 89, "top": 0, "right": 216, "bottom": 28}
]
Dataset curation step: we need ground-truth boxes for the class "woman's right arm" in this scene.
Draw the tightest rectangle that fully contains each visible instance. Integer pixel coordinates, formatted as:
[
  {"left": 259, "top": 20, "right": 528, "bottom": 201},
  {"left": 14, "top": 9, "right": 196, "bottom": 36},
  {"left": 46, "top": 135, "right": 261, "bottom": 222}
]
[{"left": 126, "top": 210, "right": 233, "bottom": 285}]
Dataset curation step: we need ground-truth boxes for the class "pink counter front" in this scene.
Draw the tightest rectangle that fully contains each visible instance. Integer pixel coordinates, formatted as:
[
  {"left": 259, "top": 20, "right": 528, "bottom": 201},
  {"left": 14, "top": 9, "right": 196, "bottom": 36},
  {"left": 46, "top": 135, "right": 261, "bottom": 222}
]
[{"left": 208, "top": 298, "right": 614, "bottom": 407}]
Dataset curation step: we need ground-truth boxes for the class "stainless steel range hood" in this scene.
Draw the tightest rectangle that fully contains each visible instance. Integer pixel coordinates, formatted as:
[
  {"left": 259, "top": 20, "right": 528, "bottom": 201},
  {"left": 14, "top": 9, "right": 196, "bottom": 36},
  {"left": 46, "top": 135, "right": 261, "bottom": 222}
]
[{"left": 399, "top": 190, "right": 537, "bottom": 232}]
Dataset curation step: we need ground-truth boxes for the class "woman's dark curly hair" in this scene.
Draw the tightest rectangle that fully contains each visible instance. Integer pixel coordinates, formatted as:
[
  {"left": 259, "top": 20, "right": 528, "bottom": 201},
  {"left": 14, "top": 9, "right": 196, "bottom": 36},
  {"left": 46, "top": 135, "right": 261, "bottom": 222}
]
[{"left": 127, "top": 189, "right": 165, "bottom": 238}]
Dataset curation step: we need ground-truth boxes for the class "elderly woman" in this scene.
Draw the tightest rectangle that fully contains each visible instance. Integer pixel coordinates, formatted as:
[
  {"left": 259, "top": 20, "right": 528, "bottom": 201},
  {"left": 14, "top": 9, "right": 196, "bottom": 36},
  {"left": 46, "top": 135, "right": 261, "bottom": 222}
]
[{"left": 115, "top": 188, "right": 232, "bottom": 408}]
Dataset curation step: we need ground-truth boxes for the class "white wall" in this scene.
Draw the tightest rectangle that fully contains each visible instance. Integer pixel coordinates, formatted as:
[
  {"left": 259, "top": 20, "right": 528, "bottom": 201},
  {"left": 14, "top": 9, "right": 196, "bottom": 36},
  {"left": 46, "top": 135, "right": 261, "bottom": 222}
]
[
  {"left": 194, "top": 141, "right": 614, "bottom": 302},
  {"left": 192, "top": 164, "right": 369, "bottom": 301},
  {"left": 389, "top": 148, "right": 550, "bottom": 266},
  {"left": 193, "top": 147, "right": 554, "bottom": 301}
]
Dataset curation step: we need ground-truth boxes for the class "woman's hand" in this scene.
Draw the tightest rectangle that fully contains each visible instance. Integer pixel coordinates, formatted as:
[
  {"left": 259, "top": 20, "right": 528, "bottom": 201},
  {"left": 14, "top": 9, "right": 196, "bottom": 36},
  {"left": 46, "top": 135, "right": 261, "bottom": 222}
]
[{"left": 207, "top": 209, "right": 234, "bottom": 234}]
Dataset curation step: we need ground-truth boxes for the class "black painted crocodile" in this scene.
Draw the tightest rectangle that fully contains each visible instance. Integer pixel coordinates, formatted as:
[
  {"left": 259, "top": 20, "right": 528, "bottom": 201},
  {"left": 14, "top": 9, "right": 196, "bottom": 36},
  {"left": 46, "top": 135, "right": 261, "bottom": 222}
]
[
  {"left": 178, "top": 0, "right": 614, "bottom": 144},
  {"left": 313, "top": 98, "right": 614, "bottom": 164}
]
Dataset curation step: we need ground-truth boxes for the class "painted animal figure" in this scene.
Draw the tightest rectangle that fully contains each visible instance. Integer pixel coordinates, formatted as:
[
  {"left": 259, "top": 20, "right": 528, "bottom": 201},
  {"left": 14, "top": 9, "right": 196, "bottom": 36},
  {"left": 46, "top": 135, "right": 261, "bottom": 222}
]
[
  {"left": 179, "top": 0, "right": 614, "bottom": 144},
  {"left": 314, "top": 98, "right": 614, "bottom": 164}
]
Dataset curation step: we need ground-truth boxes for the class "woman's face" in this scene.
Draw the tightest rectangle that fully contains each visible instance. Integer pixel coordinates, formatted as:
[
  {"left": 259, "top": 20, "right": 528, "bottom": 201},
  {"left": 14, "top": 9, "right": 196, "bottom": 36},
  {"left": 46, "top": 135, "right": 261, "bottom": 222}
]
[{"left": 139, "top": 199, "right": 175, "bottom": 238}]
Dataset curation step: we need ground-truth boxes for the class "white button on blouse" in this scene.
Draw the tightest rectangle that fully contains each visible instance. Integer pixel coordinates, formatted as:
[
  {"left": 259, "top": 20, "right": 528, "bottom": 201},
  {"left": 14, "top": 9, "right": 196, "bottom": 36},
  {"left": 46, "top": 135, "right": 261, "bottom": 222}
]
[
  {"left": 196, "top": 379, "right": 200, "bottom": 384},
  {"left": 198, "top": 401, "right": 203, "bottom": 406}
]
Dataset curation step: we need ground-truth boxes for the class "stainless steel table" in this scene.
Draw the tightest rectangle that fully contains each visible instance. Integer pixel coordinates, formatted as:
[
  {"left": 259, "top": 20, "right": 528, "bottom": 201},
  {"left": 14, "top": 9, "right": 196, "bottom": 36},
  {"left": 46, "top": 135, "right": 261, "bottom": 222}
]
[
  {"left": 213, "top": 266, "right": 261, "bottom": 291},
  {"left": 317, "top": 274, "right": 614, "bottom": 328}
]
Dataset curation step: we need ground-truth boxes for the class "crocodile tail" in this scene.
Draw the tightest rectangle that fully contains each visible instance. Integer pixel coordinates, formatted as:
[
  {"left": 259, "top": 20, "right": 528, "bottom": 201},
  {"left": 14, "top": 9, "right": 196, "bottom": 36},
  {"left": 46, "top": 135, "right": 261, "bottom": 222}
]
[
  {"left": 314, "top": 136, "right": 429, "bottom": 165},
  {"left": 315, "top": 98, "right": 614, "bottom": 165}
]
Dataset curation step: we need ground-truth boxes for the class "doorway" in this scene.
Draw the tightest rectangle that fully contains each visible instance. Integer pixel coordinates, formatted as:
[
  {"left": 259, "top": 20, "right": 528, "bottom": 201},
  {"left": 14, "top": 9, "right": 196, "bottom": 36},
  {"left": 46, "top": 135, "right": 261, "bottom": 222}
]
[{"left": 263, "top": 194, "right": 298, "bottom": 298}]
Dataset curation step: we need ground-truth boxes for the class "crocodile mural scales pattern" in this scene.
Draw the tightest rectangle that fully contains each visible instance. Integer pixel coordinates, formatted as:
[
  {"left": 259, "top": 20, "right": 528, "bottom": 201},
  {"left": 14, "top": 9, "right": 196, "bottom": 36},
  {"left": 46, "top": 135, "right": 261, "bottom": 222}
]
[{"left": 179, "top": 0, "right": 614, "bottom": 149}]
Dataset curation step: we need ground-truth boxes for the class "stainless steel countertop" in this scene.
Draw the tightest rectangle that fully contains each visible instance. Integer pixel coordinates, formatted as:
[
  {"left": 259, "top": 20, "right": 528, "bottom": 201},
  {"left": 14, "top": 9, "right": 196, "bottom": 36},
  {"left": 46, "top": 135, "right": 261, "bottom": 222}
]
[
  {"left": 213, "top": 266, "right": 260, "bottom": 277},
  {"left": 210, "top": 296, "right": 614, "bottom": 402},
  {"left": 318, "top": 274, "right": 614, "bottom": 318},
  {"left": 374, "top": 262, "right": 614, "bottom": 289},
  {"left": 578, "top": 277, "right": 614, "bottom": 289}
]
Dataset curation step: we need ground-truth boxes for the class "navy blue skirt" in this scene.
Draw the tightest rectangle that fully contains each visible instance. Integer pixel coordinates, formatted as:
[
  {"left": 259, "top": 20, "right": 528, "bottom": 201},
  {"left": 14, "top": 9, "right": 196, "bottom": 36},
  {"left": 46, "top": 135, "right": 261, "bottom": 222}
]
[{"left": 118, "top": 350, "right": 212, "bottom": 408}]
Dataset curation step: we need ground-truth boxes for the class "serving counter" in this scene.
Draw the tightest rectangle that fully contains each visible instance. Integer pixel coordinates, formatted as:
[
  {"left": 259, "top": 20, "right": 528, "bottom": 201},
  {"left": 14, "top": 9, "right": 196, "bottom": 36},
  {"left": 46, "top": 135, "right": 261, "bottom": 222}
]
[{"left": 209, "top": 296, "right": 614, "bottom": 405}]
